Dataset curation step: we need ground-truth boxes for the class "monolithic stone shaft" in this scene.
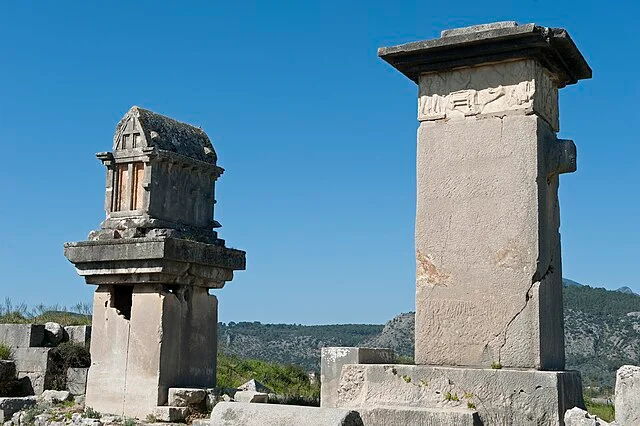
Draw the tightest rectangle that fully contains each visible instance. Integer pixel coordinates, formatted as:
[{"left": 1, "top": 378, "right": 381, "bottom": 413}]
[{"left": 379, "top": 22, "right": 591, "bottom": 369}]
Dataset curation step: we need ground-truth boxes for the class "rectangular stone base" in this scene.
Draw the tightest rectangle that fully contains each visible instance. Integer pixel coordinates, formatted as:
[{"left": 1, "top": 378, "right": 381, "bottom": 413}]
[
  {"left": 337, "top": 364, "right": 584, "bottom": 426},
  {"left": 357, "top": 406, "right": 480, "bottom": 425}
]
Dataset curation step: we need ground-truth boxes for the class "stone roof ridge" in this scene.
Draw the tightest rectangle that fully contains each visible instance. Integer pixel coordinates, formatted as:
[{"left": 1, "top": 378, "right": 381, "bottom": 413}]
[
  {"left": 237, "top": 379, "right": 273, "bottom": 393},
  {"left": 113, "top": 105, "right": 217, "bottom": 164}
]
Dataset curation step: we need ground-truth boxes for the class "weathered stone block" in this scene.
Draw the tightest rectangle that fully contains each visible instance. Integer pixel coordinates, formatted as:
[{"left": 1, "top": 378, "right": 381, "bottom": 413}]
[
  {"left": 234, "top": 391, "right": 268, "bottom": 403},
  {"left": 564, "top": 407, "right": 612, "bottom": 426},
  {"left": 0, "top": 325, "right": 44, "bottom": 349},
  {"left": 167, "top": 388, "right": 205, "bottom": 407},
  {"left": 321, "top": 347, "right": 394, "bottom": 407},
  {"left": 44, "top": 323, "right": 64, "bottom": 346},
  {"left": 209, "top": 402, "right": 364, "bottom": 426},
  {"left": 12, "top": 348, "right": 52, "bottom": 394},
  {"left": 356, "top": 406, "right": 480, "bottom": 426},
  {"left": 66, "top": 368, "right": 89, "bottom": 396},
  {"left": 0, "top": 397, "right": 36, "bottom": 423},
  {"left": 338, "top": 364, "right": 584, "bottom": 426},
  {"left": 615, "top": 364, "right": 640, "bottom": 426},
  {"left": 40, "top": 390, "right": 72, "bottom": 404},
  {"left": 64, "top": 326, "right": 91, "bottom": 347},
  {"left": 12, "top": 348, "right": 51, "bottom": 374},
  {"left": 152, "top": 406, "right": 189, "bottom": 423}
]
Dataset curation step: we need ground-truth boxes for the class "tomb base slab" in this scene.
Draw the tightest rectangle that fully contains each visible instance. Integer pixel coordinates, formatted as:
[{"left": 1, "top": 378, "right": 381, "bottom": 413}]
[{"left": 337, "top": 364, "right": 584, "bottom": 426}]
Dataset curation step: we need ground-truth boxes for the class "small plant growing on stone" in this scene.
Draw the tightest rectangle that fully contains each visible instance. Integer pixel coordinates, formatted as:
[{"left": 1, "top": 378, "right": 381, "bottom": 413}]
[
  {"left": 401, "top": 375, "right": 411, "bottom": 383},
  {"left": 146, "top": 414, "right": 157, "bottom": 423},
  {"left": 467, "top": 401, "right": 476, "bottom": 409},
  {"left": 0, "top": 343, "right": 12, "bottom": 360},
  {"left": 391, "top": 367, "right": 397, "bottom": 375},
  {"left": 419, "top": 379, "right": 428, "bottom": 387},
  {"left": 123, "top": 418, "right": 136, "bottom": 426},
  {"left": 491, "top": 362, "right": 502, "bottom": 369},
  {"left": 85, "top": 407, "right": 102, "bottom": 419},
  {"left": 464, "top": 392, "right": 474, "bottom": 399},
  {"left": 444, "top": 392, "right": 459, "bottom": 402}
]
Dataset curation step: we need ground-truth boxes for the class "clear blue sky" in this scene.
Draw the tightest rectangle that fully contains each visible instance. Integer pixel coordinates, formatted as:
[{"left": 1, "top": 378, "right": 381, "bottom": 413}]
[{"left": 0, "top": 1, "right": 638, "bottom": 325}]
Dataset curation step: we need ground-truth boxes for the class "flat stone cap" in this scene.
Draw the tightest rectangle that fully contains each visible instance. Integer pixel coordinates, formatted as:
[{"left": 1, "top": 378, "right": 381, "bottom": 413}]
[
  {"left": 114, "top": 106, "right": 217, "bottom": 164},
  {"left": 378, "top": 22, "right": 591, "bottom": 87}
]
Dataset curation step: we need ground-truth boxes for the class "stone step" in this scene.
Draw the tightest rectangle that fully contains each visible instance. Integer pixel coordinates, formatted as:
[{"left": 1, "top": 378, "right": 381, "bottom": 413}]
[{"left": 355, "top": 406, "right": 480, "bottom": 426}]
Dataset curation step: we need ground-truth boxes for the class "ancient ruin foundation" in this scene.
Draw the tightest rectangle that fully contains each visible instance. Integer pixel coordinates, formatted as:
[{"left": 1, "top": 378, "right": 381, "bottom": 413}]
[{"left": 64, "top": 107, "right": 245, "bottom": 418}]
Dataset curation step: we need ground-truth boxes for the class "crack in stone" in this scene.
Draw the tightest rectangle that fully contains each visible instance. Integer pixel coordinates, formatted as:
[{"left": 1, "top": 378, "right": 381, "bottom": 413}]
[{"left": 493, "top": 259, "right": 554, "bottom": 363}]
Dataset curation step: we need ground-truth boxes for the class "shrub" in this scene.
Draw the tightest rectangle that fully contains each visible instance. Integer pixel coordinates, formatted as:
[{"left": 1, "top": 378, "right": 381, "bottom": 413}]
[
  {"left": 0, "top": 343, "right": 12, "bottom": 360},
  {"left": 47, "top": 342, "right": 91, "bottom": 390}
]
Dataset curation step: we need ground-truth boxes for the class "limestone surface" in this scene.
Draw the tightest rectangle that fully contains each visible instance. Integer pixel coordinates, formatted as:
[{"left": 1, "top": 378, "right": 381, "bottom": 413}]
[
  {"left": 44, "top": 323, "right": 64, "bottom": 346},
  {"left": 64, "top": 326, "right": 91, "bottom": 347},
  {"left": 66, "top": 368, "right": 88, "bottom": 396},
  {"left": 167, "top": 388, "right": 206, "bottom": 407},
  {"left": 564, "top": 407, "right": 613, "bottom": 426},
  {"left": 615, "top": 365, "right": 640, "bottom": 425},
  {"left": 209, "top": 402, "right": 364, "bottom": 426},
  {"left": 356, "top": 406, "right": 480, "bottom": 426},
  {"left": 234, "top": 391, "right": 268, "bottom": 403},
  {"left": 320, "top": 347, "right": 394, "bottom": 408},
  {"left": 0, "top": 325, "right": 45, "bottom": 349},
  {"left": 337, "top": 364, "right": 584, "bottom": 426}
]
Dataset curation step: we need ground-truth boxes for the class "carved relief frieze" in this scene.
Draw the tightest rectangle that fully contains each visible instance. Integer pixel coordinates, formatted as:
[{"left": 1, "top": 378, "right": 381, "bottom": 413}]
[{"left": 418, "top": 60, "right": 559, "bottom": 130}]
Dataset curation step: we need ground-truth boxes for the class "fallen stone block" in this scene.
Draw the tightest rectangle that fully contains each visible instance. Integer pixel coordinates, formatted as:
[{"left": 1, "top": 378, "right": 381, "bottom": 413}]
[
  {"left": 615, "top": 364, "right": 640, "bottom": 426},
  {"left": 564, "top": 407, "right": 613, "bottom": 426},
  {"left": 321, "top": 347, "right": 395, "bottom": 408},
  {"left": 338, "top": 364, "right": 584, "bottom": 426},
  {"left": 356, "top": 406, "right": 480, "bottom": 426},
  {"left": 234, "top": 391, "right": 268, "bottom": 403},
  {"left": 44, "top": 323, "right": 64, "bottom": 346},
  {"left": 0, "top": 362, "right": 16, "bottom": 383},
  {"left": 64, "top": 326, "right": 91, "bottom": 347},
  {"left": 210, "top": 402, "right": 364, "bottom": 426},
  {"left": 168, "top": 388, "right": 205, "bottom": 407},
  {"left": 0, "top": 396, "right": 36, "bottom": 423},
  {"left": 237, "top": 379, "right": 272, "bottom": 394},
  {"left": 40, "top": 389, "right": 72, "bottom": 404},
  {"left": 152, "top": 406, "right": 189, "bottom": 423},
  {"left": 66, "top": 367, "right": 89, "bottom": 396},
  {"left": 0, "top": 325, "right": 44, "bottom": 349}
]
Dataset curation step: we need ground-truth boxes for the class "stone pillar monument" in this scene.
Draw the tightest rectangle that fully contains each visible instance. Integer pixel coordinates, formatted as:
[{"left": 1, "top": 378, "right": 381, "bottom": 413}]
[
  {"left": 333, "top": 23, "right": 592, "bottom": 425},
  {"left": 64, "top": 106, "right": 245, "bottom": 419}
]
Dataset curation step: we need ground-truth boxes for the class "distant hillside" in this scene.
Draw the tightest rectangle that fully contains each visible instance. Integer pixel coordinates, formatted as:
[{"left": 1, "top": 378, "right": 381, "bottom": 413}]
[
  {"left": 218, "top": 282, "right": 640, "bottom": 391},
  {"left": 218, "top": 322, "right": 382, "bottom": 372}
]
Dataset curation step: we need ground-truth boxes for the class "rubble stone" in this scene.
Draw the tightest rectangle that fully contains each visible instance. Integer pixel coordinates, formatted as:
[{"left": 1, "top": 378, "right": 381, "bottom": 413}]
[
  {"left": 615, "top": 365, "right": 640, "bottom": 426},
  {"left": 167, "top": 388, "right": 205, "bottom": 407}
]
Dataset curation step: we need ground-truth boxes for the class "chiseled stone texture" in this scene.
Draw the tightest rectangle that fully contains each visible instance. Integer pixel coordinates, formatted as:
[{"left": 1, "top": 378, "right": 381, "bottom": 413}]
[
  {"left": 64, "top": 326, "right": 91, "bottom": 347},
  {"left": 13, "top": 348, "right": 53, "bottom": 395},
  {"left": 337, "top": 364, "right": 584, "bottom": 426},
  {"left": 415, "top": 114, "right": 570, "bottom": 370},
  {"left": 356, "top": 406, "right": 480, "bottom": 426},
  {"left": 66, "top": 367, "right": 89, "bottom": 396},
  {"left": 615, "top": 365, "right": 640, "bottom": 426},
  {"left": 0, "top": 325, "right": 45, "bottom": 349},
  {"left": 209, "top": 402, "right": 364, "bottom": 426},
  {"left": 86, "top": 284, "right": 218, "bottom": 419},
  {"left": 168, "top": 388, "right": 206, "bottom": 407},
  {"left": 321, "top": 347, "right": 395, "bottom": 408}
]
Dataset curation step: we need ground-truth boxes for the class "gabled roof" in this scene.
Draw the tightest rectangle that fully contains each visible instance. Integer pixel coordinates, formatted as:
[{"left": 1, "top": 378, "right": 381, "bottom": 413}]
[{"left": 113, "top": 106, "right": 217, "bottom": 164}]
